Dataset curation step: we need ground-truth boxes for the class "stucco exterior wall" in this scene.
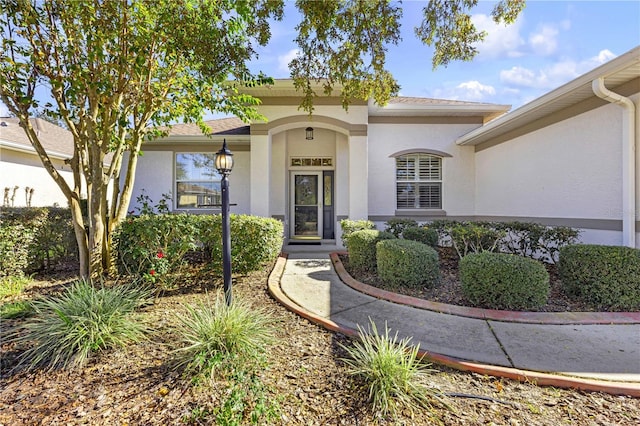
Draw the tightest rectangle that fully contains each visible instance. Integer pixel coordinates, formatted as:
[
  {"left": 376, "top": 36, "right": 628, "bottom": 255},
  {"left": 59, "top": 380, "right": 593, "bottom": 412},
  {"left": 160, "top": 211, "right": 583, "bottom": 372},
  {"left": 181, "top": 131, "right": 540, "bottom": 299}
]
[
  {"left": 367, "top": 123, "right": 480, "bottom": 218},
  {"left": 474, "top": 102, "right": 631, "bottom": 244},
  {"left": 256, "top": 104, "right": 368, "bottom": 126},
  {"left": 0, "top": 149, "right": 73, "bottom": 207}
]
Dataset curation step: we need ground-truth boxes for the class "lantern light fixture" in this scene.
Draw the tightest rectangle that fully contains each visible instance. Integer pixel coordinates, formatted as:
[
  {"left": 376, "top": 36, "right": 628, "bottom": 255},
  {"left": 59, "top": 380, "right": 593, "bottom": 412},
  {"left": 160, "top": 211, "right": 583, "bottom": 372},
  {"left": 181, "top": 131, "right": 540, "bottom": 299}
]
[{"left": 305, "top": 127, "right": 314, "bottom": 140}]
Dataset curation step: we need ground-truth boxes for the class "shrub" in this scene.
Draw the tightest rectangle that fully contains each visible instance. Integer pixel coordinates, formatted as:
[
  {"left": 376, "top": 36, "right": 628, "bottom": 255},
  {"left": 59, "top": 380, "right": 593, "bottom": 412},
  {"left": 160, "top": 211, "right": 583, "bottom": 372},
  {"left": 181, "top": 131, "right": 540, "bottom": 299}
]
[
  {"left": 340, "top": 219, "right": 376, "bottom": 248},
  {"left": 11, "top": 279, "right": 151, "bottom": 371},
  {"left": 496, "top": 222, "right": 579, "bottom": 264},
  {"left": 340, "top": 320, "right": 448, "bottom": 418},
  {"left": 558, "top": 244, "right": 640, "bottom": 311},
  {"left": 459, "top": 252, "right": 550, "bottom": 310},
  {"left": 348, "top": 229, "right": 395, "bottom": 271},
  {"left": 0, "top": 275, "right": 31, "bottom": 300},
  {"left": 450, "top": 222, "right": 505, "bottom": 259},
  {"left": 0, "top": 301, "right": 34, "bottom": 319},
  {"left": 403, "top": 226, "right": 438, "bottom": 247},
  {"left": 0, "top": 207, "right": 76, "bottom": 276},
  {"left": 202, "top": 214, "right": 284, "bottom": 275},
  {"left": 384, "top": 218, "right": 418, "bottom": 238},
  {"left": 376, "top": 239, "right": 440, "bottom": 288}
]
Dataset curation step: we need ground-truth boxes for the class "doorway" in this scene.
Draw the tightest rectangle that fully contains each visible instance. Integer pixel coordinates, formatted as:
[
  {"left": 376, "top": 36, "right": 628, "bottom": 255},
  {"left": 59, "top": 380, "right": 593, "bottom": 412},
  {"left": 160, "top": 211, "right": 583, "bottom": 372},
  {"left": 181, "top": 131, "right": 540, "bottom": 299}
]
[{"left": 290, "top": 171, "right": 334, "bottom": 240}]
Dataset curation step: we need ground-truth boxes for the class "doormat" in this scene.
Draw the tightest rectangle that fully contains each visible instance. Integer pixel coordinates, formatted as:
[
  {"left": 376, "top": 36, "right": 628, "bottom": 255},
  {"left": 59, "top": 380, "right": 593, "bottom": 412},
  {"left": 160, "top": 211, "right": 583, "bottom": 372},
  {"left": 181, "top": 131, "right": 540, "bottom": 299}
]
[{"left": 288, "top": 241, "right": 322, "bottom": 245}]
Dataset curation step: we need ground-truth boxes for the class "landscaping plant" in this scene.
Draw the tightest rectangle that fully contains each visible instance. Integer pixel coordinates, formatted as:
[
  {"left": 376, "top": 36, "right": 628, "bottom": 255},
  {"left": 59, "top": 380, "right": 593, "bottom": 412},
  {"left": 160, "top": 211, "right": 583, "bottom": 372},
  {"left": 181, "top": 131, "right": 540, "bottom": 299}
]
[
  {"left": 459, "top": 252, "right": 550, "bottom": 310},
  {"left": 340, "top": 219, "right": 376, "bottom": 248},
  {"left": 384, "top": 218, "right": 418, "bottom": 238},
  {"left": 402, "top": 226, "right": 439, "bottom": 247},
  {"left": 559, "top": 244, "right": 640, "bottom": 311},
  {"left": 347, "top": 229, "right": 395, "bottom": 271},
  {"left": 340, "top": 320, "right": 448, "bottom": 418},
  {"left": 376, "top": 239, "right": 440, "bottom": 288},
  {"left": 9, "top": 279, "right": 152, "bottom": 371}
]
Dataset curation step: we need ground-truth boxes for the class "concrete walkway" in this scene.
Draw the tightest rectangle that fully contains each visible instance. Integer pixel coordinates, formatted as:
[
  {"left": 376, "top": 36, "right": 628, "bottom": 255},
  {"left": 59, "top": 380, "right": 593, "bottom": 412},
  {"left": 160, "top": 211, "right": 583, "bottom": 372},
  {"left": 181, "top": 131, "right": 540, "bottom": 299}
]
[{"left": 267, "top": 250, "right": 640, "bottom": 397}]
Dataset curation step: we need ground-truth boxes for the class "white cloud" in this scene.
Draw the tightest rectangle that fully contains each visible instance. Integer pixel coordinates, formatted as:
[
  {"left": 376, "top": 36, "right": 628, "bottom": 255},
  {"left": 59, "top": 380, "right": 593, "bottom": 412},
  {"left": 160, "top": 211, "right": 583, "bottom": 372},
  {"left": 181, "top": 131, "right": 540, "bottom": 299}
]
[
  {"left": 431, "top": 80, "right": 497, "bottom": 102},
  {"left": 277, "top": 48, "right": 299, "bottom": 74},
  {"left": 529, "top": 25, "right": 559, "bottom": 56},
  {"left": 500, "top": 49, "right": 619, "bottom": 90},
  {"left": 472, "top": 13, "right": 525, "bottom": 59}
]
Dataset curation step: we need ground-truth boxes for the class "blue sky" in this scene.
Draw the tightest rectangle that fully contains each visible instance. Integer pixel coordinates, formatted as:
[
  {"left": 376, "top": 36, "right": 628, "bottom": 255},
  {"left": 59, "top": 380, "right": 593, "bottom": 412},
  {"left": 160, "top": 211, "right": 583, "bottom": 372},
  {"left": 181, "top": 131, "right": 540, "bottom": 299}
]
[
  {"left": 249, "top": 0, "right": 640, "bottom": 109},
  {"left": 1, "top": 1, "right": 638, "bottom": 117}
]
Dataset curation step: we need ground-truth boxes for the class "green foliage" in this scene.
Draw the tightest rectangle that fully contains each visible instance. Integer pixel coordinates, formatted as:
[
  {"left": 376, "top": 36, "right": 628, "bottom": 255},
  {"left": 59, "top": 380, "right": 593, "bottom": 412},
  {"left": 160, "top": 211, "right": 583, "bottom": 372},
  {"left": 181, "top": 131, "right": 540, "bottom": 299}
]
[
  {"left": 347, "top": 230, "right": 395, "bottom": 271},
  {"left": 1, "top": 300, "right": 34, "bottom": 319},
  {"left": 0, "top": 275, "right": 31, "bottom": 300},
  {"left": 114, "top": 214, "right": 203, "bottom": 288},
  {"left": 460, "top": 252, "right": 550, "bottom": 310},
  {"left": 416, "top": 0, "right": 526, "bottom": 68},
  {"left": 450, "top": 222, "right": 505, "bottom": 259},
  {"left": 0, "top": 207, "right": 77, "bottom": 276},
  {"left": 340, "top": 320, "right": 448, "bottom": 418},
  {"left": 376, "top": 239, "right": 440, "bottom": 289},
  {"left": 340, "top": 219, "right": 376, "bottom": 248},
  {"left": 558, "top": 245, "right": 640, "bottom": 311},
  {"left": 496, "top": 222, "right": 580, "bottom": 264},
  {"left": 132, "top": 190, "right": 172, "bottom": 215},
  {"left": 202, "top": 214, "right": 284, "bottom": 275},
  {"left": 384, "top": 218, "right": 418, "bottom": 238},
  {"left": 403, "top": 226, "right": 438, "bottom": 247},
  {"left": 173, "top": 294, "right": 274, "bottom": 382},
  {"left": 10, "top": 279, "right": 151, "bottom": 371},
  {"left": 114, "top": 214, "right": 283, "bottom": 286}
]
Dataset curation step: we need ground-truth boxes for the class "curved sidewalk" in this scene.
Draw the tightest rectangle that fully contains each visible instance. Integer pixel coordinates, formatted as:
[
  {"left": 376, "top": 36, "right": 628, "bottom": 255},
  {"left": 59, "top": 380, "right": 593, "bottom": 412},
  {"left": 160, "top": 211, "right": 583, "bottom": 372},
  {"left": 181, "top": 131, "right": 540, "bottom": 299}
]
[{"left": 268, "top": 251, "right": 640, "bottom": 397}]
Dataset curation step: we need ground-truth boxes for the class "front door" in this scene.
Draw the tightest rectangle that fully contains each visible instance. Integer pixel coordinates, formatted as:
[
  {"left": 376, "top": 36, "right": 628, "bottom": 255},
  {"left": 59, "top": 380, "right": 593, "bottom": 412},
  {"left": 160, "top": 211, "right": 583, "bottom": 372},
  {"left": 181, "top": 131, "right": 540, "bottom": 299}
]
[{"left": 291, "top": 172, "right": 322, "bottom": 240}]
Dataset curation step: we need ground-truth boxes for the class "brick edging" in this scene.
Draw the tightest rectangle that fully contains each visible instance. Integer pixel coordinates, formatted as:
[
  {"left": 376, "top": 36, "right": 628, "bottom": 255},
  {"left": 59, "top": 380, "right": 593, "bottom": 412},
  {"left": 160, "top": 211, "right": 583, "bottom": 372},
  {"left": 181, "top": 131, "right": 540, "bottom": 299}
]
[
  {"left": 267, "top": 254, "right": 640, "bottom": 398},
  {"left": 330, "top": 252, "right": 640, "bottom": 325}
]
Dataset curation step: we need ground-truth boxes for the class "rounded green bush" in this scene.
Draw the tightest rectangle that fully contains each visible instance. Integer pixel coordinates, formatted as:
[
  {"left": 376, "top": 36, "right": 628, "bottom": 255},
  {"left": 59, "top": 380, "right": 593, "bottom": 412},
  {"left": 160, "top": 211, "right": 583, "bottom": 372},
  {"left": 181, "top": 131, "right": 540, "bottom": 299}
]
[
  {"left": 459, "top": 252, "right": 549, "bottom": 310},
  {"left": 558, "top": 244, "right": 640, "bottom": 311},
  {"left": 348, "top": 230, "right": 396, "bottom": 271},
  {"left": 376, "top": 239, "right": 440, "bottom": 288},
  {"left": 403, "top": 226, "right": 438, "bottom": 247}
]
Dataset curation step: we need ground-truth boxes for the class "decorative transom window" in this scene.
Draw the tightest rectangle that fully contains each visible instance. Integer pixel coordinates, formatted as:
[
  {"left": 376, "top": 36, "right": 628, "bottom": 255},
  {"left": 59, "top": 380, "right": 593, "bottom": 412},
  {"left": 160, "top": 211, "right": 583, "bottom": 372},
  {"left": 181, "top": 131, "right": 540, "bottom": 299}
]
[
  {"left": 175, "top": 153, "right": 222, "bottom": 209},
  {"left": 396, "top": 154, "right": 442, "bottom": 209}
]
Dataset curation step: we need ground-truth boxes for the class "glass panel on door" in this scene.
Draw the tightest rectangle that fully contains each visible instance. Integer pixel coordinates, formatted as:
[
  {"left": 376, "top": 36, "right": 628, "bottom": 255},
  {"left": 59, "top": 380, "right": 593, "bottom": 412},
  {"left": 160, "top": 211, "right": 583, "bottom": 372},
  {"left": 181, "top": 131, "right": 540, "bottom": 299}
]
[{"left": 293, "top": 174, "right": 320, "bottom": 237}]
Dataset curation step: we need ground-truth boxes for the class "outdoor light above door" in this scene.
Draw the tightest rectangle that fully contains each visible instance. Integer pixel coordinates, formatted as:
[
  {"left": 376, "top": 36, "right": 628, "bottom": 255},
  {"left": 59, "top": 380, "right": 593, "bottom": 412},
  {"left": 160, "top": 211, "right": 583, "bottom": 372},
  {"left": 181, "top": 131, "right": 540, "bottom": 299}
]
[{"left": 305, "top": 127, "right": 314, "bottom": 140}]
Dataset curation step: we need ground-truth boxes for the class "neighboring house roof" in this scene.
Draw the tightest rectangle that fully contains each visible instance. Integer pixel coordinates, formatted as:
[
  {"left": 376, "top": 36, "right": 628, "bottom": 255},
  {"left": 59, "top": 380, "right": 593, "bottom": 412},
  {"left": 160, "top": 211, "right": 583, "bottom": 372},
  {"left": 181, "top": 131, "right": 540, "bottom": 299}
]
[
  {"left": 0, "top": 117, "right": 73, "bottom": 159},
  {"left": 457, "top": 46, "right": 640, "bottom": 148}
]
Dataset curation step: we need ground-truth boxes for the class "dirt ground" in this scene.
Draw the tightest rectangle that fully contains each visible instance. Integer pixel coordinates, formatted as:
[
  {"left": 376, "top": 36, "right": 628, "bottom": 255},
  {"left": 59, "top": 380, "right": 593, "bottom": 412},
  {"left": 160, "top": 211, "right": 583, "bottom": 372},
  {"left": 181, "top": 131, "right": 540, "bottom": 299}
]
[{"left": 1, "top": 260, "right": 639, "bottom": 425}]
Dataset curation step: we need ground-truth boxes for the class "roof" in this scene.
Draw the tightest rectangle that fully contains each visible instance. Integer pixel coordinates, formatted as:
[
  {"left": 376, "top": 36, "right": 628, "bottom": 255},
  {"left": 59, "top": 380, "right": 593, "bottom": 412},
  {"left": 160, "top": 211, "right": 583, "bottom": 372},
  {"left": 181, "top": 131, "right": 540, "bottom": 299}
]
[
  {"left": 167, "top": 117, "right": 250, "bottom": 136},
  {"left": 456, "top": 46, "right": 640, "bottom": 148},
  {"left": 0, "top": 117, "right": 74, "bottom": 159}
]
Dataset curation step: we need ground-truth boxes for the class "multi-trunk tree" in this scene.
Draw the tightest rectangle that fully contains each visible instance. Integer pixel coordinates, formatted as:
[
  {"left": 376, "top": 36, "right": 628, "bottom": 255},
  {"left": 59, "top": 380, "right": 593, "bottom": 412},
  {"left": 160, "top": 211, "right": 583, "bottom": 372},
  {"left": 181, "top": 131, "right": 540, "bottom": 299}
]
[{"left": 0, "top": 0, "right": 524, "bottom": 278}]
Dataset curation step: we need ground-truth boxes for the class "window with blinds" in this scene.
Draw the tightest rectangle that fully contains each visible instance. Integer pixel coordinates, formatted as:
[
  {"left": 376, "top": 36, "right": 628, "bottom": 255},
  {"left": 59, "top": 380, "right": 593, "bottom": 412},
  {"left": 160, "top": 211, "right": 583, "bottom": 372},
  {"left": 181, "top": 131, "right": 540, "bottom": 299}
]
[{"left": 396, "top": 154, "right": 442, "bottom": 209}]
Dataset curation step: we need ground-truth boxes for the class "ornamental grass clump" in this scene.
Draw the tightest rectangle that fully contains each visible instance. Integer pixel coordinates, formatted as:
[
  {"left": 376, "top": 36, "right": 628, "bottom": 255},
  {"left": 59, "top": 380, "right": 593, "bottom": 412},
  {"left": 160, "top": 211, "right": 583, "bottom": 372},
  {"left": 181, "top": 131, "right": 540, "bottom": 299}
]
[
  {"left": 173, "top": 295, "right": 275, "bottom": 382},
  {"left": 10, "top": 279, "right": 151, "bottom": 371},
  {"left": 340, "top": 320, "right": 449, "bottom": 418}
]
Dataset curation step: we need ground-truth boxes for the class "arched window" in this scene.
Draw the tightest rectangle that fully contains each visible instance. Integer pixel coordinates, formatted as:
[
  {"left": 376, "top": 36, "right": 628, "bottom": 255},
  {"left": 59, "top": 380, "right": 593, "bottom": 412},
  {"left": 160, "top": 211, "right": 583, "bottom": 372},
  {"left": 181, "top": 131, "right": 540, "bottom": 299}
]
[{"left": 396, "top": 154, "right": 442, "bottom": 209}]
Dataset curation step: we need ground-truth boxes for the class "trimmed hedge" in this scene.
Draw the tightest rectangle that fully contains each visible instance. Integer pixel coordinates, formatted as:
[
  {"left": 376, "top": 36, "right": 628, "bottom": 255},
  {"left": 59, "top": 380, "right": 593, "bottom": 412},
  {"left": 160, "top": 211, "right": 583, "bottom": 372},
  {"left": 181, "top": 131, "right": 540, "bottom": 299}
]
[
  {"left": 558, "top": 244, "right": 640, "bottom": 311},
  {"left": 403, "top": 226, "right": 438, "bottom": 247},
  {"left": 340, "top": 219, "right": 376, "bottom": 248},
  {"left": 459, "top": 252, "right": 550, "bottom": 310},
  {"left": 376, "top": 239, "right": 440, "bottom": 288},
  {"left": 347, "top": 229, "right": 395, "bottom": 271}
]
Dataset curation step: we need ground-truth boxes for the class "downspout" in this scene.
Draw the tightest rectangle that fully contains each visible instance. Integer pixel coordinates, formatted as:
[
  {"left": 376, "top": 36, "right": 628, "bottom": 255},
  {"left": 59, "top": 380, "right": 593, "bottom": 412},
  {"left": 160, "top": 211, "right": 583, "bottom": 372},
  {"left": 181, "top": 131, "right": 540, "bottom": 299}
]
[{"left": 592, "top": 78, "right": 636, "bottom": 248}]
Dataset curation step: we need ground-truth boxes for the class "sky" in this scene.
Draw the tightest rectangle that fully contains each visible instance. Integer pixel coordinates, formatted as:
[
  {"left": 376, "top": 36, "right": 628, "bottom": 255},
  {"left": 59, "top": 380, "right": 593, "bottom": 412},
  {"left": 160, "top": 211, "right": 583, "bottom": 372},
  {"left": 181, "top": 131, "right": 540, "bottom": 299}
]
[
  {"left": 1, "top": 0, "right": 638, "bottom": 117},
  {"left": 247, "top": 0, "right": 640, "bottom": 110}
]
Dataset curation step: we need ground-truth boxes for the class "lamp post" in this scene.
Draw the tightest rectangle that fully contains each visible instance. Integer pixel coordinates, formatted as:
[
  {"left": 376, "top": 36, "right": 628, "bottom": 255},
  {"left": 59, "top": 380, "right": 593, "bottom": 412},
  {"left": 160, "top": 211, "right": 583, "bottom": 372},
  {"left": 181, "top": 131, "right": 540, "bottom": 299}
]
[{"left": 215, "top": 139, "right": 234, "bottom": 306}]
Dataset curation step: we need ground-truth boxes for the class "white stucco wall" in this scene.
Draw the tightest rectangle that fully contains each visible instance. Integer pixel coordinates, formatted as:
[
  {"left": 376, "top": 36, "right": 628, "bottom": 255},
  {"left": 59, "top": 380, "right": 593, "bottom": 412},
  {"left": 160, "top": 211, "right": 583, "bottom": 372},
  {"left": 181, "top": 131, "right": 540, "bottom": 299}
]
[
  {"left": 474, "top": 101, "right": 640, "bottom": 246},
  {"left": 0, "top": 149, "right": 73, "bottom": 207},
  {"left": 367, "top": 123, "right": 480, "bottom": 217}
]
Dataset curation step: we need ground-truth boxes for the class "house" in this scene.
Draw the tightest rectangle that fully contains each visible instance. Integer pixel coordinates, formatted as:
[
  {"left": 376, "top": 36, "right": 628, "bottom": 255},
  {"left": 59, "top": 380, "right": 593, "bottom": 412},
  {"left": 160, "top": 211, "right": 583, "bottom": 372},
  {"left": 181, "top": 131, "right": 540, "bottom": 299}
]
[
  {"left": 125, "top": 46, "right": 640, "bottom": 249},
  {"left": 0, "top": 117, "right": 75, "bottom": 207}
]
